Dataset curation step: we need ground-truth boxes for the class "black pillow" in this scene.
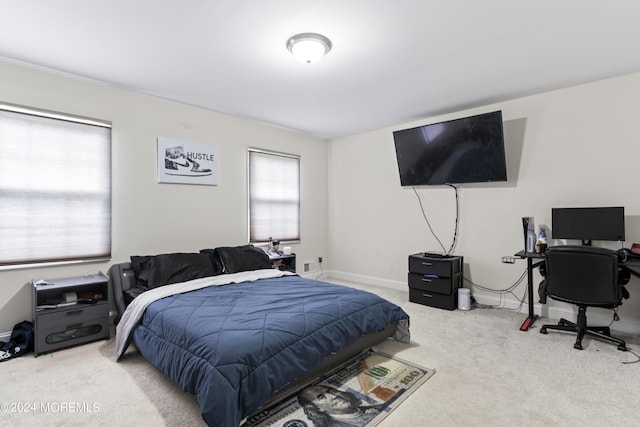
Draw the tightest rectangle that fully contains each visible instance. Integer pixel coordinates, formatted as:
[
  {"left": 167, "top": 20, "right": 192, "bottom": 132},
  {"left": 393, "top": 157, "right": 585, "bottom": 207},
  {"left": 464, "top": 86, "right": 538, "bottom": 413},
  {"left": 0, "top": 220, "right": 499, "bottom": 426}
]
[
  {"left": 123, "top": 285, "right": 149, "bottom": 306},
  {"left": 214, "top": 245, "right": 272, "bottom": 273},
  {"left": 199, "top": 249, "right": 225, "bottom": 274},
  {"left": 130, "top": 255, "right": 154, "bottom": 286},
  {"left": 130, "top": 252, "right": 222, "bottom": 289}
]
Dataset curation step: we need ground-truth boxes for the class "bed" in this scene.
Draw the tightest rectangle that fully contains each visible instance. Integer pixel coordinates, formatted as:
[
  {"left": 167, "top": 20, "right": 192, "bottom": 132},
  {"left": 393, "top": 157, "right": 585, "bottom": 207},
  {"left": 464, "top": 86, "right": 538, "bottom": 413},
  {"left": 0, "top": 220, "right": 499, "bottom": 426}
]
[{"left": 111, "top": 246, "right": 410, "bottom": 426}]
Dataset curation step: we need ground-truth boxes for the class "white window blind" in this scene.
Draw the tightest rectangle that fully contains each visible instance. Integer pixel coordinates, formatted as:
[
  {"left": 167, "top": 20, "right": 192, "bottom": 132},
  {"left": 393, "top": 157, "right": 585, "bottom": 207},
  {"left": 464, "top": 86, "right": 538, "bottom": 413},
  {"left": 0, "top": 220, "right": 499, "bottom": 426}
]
[
  {"left": 0, "top": 104, "right": 112, "bottom": 268},
  {"left": 248, "top": 149, "right": 300, "bottom": 243}
]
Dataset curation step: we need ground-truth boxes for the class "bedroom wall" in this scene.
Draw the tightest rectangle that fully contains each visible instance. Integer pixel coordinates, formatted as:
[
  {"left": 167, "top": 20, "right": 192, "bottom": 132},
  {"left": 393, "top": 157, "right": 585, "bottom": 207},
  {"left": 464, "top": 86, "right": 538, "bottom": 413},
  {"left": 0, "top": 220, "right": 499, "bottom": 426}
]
[
  {"left": 0, "top": 60, "right": 329, "bottom": 335},
  {"left": 328, "top": 72, "right": 640, "bottom": 334}
]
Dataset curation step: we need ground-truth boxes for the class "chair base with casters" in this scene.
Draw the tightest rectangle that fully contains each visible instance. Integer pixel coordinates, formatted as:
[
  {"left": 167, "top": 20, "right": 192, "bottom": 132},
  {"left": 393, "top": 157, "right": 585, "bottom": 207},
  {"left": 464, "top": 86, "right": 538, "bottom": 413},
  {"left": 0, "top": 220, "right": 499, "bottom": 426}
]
[{"left": 539, "top": 305, "right": 627, "bottom": 351}]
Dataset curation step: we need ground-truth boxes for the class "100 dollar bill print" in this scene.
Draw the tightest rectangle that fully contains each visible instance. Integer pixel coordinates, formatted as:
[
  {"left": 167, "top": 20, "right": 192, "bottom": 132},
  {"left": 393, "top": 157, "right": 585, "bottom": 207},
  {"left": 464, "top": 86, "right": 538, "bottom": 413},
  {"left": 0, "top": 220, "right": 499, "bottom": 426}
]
[{"left": 244, "top": 349, "right": 434, "bottom": 427}]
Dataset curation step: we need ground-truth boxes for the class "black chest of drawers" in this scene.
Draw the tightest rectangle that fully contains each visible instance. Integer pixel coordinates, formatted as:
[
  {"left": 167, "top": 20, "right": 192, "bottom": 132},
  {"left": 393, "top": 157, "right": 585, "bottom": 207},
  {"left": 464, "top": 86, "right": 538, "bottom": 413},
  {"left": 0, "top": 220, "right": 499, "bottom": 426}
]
[{"left": 408, "top": 253, "right": 464, "bottom": 310}]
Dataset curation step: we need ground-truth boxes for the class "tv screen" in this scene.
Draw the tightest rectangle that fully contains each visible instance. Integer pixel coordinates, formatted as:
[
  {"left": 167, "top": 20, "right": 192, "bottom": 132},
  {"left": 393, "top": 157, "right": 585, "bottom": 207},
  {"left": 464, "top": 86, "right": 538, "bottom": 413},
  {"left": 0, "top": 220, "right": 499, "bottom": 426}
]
[
  {"left": 393, "top": 110, "right": 507, "bottom": 186},
  {"left": 551, "top": 207, "right": 625, "bottom": 244}
]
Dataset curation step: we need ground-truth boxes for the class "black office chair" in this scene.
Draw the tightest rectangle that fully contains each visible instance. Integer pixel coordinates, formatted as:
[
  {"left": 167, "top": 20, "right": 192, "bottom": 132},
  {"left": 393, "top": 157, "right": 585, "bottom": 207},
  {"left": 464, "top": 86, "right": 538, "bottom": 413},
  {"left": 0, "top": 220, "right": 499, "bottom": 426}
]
[{"left": 539, "top": 245, "right": 628, "bottom": 351}]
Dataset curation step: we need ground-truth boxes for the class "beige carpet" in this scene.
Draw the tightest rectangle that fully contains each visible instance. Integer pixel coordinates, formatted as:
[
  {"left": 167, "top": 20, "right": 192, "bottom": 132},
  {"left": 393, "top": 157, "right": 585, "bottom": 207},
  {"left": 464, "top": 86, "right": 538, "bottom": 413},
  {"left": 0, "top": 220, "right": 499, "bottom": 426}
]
[{"left": 1, "top": 278, "right": 638, "bottom": 426}]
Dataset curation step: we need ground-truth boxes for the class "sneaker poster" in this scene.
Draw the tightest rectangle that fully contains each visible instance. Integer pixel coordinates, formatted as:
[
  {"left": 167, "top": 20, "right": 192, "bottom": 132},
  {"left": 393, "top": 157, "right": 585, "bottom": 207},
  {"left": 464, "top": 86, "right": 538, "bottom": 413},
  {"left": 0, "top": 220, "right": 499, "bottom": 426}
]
[{"left": 157, "top": 136, "right": 218, "bottom": 185}]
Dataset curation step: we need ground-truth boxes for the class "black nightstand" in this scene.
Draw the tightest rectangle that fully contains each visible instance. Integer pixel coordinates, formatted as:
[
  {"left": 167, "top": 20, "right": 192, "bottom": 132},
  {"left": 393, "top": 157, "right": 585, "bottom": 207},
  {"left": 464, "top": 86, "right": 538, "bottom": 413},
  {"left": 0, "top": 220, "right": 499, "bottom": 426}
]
[
  {"left": 269, "top": 253, "right": 296, "bottom": 273},
  {"left": 32, "top": 273, "right": 110, "bottom": 356}
]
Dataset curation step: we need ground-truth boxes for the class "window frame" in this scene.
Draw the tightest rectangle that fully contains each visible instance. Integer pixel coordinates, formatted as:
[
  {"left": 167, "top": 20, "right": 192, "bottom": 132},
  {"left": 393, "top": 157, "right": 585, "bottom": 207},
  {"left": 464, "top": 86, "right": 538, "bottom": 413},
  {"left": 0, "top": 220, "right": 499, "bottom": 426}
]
[
  {"left": 0, "top": 102, "right": 112, "bottom": 270},
  {"left": 247, "top": 148, "right": 301, "bottom": 244}
]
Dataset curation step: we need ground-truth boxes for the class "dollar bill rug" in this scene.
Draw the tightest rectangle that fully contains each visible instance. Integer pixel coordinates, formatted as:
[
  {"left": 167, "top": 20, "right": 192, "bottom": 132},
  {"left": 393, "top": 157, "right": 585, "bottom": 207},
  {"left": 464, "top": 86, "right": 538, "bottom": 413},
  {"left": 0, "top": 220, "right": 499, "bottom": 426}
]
[{"left": 244, "top": 349, "right": 435, "bottom": 427}]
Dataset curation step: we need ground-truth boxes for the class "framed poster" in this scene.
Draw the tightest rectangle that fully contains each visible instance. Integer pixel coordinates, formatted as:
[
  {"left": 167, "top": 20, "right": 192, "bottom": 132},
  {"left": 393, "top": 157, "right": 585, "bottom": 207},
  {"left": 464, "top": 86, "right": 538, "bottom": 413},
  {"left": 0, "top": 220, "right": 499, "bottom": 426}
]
[{"left": 157, "top": 137, "right": 218, "bottom": 185}]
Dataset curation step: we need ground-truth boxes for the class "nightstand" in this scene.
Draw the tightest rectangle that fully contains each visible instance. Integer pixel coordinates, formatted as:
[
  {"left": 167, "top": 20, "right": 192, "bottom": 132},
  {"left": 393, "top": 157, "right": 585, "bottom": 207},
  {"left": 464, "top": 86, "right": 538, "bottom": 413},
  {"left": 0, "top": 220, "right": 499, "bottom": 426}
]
[
  {"left": 269, "top": 253, "right": 296, "bottom": 273},
  {"left": 32, "top": 273, "right": 110, "bottom": 356},
  {"left": 408, "top": 253, "right": 464, "bottom": 310}
]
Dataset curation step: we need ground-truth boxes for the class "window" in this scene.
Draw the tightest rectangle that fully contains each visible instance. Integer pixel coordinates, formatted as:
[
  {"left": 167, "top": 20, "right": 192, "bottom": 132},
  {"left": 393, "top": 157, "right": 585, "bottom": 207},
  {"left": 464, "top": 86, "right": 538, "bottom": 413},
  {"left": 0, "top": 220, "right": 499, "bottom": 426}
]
[
  {"left": 248, "top": 149, "right": 300, "bottom": 243},
  {"left": 0, "top": 104, "right": 112, "bottom": 268}
]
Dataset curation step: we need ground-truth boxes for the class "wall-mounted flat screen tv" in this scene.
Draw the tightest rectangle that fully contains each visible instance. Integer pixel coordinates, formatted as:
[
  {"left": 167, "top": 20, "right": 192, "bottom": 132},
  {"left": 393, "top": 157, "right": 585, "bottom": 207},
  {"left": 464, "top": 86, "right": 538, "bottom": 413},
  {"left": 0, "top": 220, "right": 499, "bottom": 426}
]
[{"left": 393, "top": 110, "right": 507, "bottom": 186}]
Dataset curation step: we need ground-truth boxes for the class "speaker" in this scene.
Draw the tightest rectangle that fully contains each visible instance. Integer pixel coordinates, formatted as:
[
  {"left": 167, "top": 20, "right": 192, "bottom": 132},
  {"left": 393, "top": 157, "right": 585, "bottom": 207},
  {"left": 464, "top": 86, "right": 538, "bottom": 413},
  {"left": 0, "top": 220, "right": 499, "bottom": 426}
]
[{"left": 522, "top": 217, "right": 536, "bottom": 253}]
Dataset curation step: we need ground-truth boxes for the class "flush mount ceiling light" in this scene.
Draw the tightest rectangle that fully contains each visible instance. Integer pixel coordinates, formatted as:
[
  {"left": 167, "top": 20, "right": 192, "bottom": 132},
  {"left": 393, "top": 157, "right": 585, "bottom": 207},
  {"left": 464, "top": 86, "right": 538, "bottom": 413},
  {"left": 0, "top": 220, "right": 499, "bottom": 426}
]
[{"left": 286, "top": 33, "right": 332, "bottom": 64}]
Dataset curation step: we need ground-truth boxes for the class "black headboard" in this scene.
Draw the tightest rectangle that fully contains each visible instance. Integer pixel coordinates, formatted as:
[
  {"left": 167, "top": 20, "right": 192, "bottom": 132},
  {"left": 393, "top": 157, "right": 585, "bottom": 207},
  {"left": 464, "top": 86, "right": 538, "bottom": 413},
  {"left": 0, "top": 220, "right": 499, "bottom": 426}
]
[{"left": 108, "top": 262, "right": 136, "bottom": 316}]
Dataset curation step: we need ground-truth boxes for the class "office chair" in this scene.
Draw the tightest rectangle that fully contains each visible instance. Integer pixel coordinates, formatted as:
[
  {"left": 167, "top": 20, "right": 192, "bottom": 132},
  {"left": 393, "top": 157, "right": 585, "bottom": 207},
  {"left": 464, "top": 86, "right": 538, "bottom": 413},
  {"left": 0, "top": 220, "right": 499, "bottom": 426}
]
[{"left": 539, "top": 245, "right": 628, "bottom": 351}]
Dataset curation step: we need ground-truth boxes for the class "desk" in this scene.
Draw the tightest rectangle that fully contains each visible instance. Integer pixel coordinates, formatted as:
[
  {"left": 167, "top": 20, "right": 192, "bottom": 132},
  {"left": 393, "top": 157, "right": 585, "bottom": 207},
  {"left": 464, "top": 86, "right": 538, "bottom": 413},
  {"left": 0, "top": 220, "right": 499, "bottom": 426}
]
[
  {"left": 514, "top": 250, "right": 545, "bottom": 331},
  {"left": 622, "top": 258, "right": 640, "bottom": 279},
  {"left": 515, "top": 250, "right": 640, "bottom": 332}
]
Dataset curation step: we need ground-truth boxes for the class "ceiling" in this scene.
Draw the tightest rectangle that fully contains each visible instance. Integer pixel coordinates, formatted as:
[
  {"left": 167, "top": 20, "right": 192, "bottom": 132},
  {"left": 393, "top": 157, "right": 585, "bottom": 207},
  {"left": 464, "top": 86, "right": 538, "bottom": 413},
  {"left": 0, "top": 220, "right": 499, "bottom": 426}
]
[{"left": 1, "top": 1, "right": 639, "bottom": 139}]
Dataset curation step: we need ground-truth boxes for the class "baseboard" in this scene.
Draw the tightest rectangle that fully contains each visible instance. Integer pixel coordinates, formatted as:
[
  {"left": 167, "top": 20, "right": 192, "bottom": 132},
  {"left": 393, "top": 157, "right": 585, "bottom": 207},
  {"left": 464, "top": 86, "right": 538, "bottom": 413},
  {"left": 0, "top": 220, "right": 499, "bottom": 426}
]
[
  {"left": 326, "top": 270, "right": 407, "bottom": 292},
  {"left": 327, "top": 270, "right": 640, "bottom": 335},
  {"left": 299, "top": 271, "right": 328, "bottom": 281},
  {"left": 471, "top": 291, "right": 640, "bottom": 335}
]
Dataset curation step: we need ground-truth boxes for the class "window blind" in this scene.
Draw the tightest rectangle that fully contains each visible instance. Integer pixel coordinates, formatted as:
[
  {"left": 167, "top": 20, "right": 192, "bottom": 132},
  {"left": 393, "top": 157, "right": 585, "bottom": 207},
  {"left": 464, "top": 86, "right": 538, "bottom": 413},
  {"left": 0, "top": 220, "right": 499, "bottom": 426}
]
[
  {"left": 0, "top": 105, "right": 112, "bottom": 268},
  {"left": 248, "top": 149, "right": 300, "bottom": 243}
]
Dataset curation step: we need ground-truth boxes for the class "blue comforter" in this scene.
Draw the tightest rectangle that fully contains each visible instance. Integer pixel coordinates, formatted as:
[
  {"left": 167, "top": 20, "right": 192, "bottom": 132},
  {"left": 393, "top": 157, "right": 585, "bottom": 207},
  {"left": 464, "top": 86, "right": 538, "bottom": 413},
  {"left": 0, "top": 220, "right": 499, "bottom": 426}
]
[{"left": 132, "top": 274, "right": 409, "bottom": 426}]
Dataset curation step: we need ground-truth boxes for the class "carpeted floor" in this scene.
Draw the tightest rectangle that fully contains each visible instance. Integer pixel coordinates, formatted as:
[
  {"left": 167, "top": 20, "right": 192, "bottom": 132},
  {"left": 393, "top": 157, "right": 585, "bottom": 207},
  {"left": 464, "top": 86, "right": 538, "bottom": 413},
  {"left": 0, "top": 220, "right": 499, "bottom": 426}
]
[{"left": 1, "top": 278, "right": 638, "bottom": 426}]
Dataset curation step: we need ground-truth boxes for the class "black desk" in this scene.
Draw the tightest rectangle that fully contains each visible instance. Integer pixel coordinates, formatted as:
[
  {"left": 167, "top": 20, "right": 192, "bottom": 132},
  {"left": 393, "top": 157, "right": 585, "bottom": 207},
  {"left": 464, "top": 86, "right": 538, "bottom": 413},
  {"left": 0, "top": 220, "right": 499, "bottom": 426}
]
[
  {"left": 622, "top": 258, "right": 640, "bottom": 279},
  {"left": 515, "top": 250, "right": 640, "bottom": 332},
  {"left": 514, "top": 250, "right": 545, "bottom": 331}
]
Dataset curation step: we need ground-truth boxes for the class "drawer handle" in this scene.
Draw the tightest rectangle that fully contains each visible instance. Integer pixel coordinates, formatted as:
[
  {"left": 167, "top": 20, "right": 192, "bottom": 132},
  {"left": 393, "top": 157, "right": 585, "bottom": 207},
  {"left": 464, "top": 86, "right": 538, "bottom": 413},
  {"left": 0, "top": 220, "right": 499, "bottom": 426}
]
[
  {"left": 422, "top": 293, "right": 434, "bottom": 298},
  {"left": 421, "top": 262, "right": 433, "bottom": 266},
  {"left": 421, "top": 278, "right": 432, "bottom": 282},
  {"left": 66, "top": 309, "right": 84, "bottom": 316}
]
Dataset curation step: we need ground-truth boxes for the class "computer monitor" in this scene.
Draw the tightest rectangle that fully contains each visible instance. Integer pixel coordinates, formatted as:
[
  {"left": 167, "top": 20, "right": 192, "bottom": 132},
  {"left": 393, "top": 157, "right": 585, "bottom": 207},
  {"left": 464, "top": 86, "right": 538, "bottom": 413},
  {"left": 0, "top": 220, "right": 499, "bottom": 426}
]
[{"left": 551, "top": 207, "right": 625, "bottom": 246}]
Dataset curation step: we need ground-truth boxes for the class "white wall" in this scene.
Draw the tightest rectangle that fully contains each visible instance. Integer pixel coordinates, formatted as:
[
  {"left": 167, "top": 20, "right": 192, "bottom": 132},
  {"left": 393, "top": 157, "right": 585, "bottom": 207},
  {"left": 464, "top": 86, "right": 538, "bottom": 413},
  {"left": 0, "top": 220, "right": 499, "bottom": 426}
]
[
  {"left": 3, "top": 59, "right": 639, "bottom": 338},
  {"left": 328, "top": 72, "right": 640, "bottom": 333},
  {"left": 0, "top": 60, "right": 329, "bottom": 334}
]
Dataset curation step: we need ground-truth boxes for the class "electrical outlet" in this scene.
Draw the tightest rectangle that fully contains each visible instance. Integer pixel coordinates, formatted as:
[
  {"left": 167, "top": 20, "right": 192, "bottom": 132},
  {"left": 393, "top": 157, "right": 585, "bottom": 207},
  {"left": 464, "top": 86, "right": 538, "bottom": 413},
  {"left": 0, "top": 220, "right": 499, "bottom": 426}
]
[
  {"left": 304, "top": 263, "right": 310, "bottom": 272},
  {"left": 318, "top": 256, "right": 323, "bottom": 263},
  {"left": 501, "top": 256, "right": 516, "bottom": 264}
]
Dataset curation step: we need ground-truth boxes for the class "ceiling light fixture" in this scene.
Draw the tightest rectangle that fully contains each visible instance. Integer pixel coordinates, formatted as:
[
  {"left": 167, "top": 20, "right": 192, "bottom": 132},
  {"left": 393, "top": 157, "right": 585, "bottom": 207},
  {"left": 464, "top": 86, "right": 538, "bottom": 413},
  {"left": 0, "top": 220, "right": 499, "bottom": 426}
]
[{"left": 286, "top": 33, "right": 332, "bottom": 64}]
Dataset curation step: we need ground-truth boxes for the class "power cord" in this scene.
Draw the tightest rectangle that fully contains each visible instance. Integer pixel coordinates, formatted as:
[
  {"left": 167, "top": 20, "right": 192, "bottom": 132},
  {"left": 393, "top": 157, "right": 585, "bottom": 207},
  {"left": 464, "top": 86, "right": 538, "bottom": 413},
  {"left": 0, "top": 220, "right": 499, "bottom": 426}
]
[
  {"left": 412, "top": 183, "right": 528, "bottom": 309},
  {"left": 622, "top": 348, "right": 640, "bottom": 364},
  {"left": 471, "top": 274, "right": 639, "bottom": 364},
  {"left": 412, "top": 184, "right": 460, "bottom": 255},
  {"left": 446, "top": 184, "right": 460, "bottom": 254},
  {"left": 607, "top": 308, "right": 620, "bottom": 327},
  {"left": 604, "top": 309, "right": 640, "bottom": 364},
  {"left": 304, "top": 258, "right": 325, "bottom": 280},
  {"left": 412, "top": 186, "right": 447, "bottom": 253},
  {"left": 411, "top": 185, "right": 636, "bottom": 362},
  {"left": 465, "top": 267, "right": 529, "bottom": 311}
]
